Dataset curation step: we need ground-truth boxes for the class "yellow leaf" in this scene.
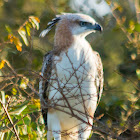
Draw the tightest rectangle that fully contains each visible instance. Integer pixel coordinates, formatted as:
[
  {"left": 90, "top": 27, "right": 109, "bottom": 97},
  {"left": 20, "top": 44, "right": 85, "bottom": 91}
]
[
  {"left": 34, "top": 17, "right": 40, "bottom": 23},
  {"left": 12, "top": 36, "right": 22, "bottom": 51},
  {"left": 16, "top": 44, "right": 22, "bottom": 52},
  {"left": 129, "top": 20, "right": 135, "bottom": 31},
  {"left": 5, "top": 95, "right": 9, "bottom": 99},
  {"left": 18, "top": 27, "right": 29, "bottom": 46},
  {"left": 29, "top": 16, "right": 40, "bottom": 23},
  {"left": 26, "top": 22, "right": 32, "bottom": 36},
  {"left": 106, "top": 119, "right": 112, "bottom": 128},
  {"left": 8, "top": 34, "right": 12, "bottom": 39},
  {"left": 8, "top": 34, "right": 23, "bottom": 51},
  {"left": 20, "top": 78, "right": 29, "bottom": 89},
  {"left": 29, "top": 16, "right": 40, "bottom": 30},
  {"left": 12, "top": 88, "right": 17, "bottom": 95},
  {"left": 8, "top": 34, "right": 14, "bottom": 43},
  {"left": 33, "top": 99, "right": 40, "bottom": 108},
  {"left": 136, "top": 69, "right": 140, "bottom": 80},
  {"left": 0, "top": 60, "right": 5, "bottom": 69}
]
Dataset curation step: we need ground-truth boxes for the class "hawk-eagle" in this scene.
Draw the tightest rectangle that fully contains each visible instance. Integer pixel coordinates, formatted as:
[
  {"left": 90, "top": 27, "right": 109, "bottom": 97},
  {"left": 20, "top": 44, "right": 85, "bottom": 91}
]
[{"left": 39, "top": 13, "right": 103, "bottom": 140}]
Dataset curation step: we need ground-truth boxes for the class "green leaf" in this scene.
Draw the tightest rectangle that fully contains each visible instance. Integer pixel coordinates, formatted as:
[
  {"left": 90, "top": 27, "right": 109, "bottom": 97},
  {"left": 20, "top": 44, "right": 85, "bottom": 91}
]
[
  {"left": 22, "top": 105, "right": 38, "bottom": 114},
  {"left": 120, "top": 122, "right": 125, "bottom": 127},
  {"left": 23, "top": 116, "right": 31, "bottom": 125},
  {"left": 18, "top": 27, "right": 29, "bottom": 46},
  {"left": 135, "top": 23, "right": 140, "bottom": 32},
  {"left": 19, "top": 134, "right": 28, "bottom": 139},
  {"left": 5, "top": 25, "right": 12, "bottom": 33},
  {"left": 9, "top": 105, "right": 27, "bottom": 115},
  {"left": 31, "top": 131, "right": 37, "bottom": 140},
  {"left": 27, "top": 125, "right": 32, "bottom": 134},
  {"left": 10, "top": 101, "right": 29, "bottom": 111},
  {"left": 16, "top": 115, "right": 26, "bottom": 125},
  {"left": 31, "top": 122, "right": 37, "bottom": 131},
  {"left": 16, "top": 119, "right": 24, "bottom": 125},
  {"left": 7, "top": 131, "right": 13, "bottom": 140},
  {"left": 9, "top": 101, "right": 29, "bottom": 115}
]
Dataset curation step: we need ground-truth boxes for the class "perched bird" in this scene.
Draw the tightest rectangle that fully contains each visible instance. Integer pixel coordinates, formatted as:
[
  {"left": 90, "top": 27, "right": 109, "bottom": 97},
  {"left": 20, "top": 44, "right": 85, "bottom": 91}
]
[{"left": 39, "top": 13, "right": 103, "bottom": 140}]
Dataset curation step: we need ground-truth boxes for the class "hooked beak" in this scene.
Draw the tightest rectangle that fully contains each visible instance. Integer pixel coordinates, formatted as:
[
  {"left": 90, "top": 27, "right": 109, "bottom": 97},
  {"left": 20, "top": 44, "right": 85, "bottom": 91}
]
[{"left": 89, "top": 23, "right": 103, "bottom": 32}]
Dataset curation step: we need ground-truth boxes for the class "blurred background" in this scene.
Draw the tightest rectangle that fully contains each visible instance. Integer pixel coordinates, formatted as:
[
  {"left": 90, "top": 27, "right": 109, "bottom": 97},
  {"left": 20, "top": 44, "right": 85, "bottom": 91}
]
[{"left": 0, "top": 0, "right": 140, "bottom": 139}]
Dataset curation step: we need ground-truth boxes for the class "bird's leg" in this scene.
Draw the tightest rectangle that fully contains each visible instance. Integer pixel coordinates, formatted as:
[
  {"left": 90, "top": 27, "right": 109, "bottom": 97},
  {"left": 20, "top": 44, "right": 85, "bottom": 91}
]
[
  {"left": 47, "top": 130, "right": 53, "bottom": 140},
  {"left": 78, "top": 122, "right": 93, "bottom": 140},
  {"left": 48, "top": 112, "right": 61, "bottom": 140}
]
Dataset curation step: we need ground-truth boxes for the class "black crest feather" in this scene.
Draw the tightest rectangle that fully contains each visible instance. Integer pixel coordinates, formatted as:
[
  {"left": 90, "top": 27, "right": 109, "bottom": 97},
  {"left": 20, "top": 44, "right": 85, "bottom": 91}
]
[{"left": 39, "top": 16, "right": 61, "bottom": 37}]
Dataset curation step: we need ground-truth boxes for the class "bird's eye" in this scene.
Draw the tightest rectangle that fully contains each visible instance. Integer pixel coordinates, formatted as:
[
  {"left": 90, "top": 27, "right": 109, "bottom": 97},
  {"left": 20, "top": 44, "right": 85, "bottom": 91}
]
[{"left": 79, "top": 21, "right": 87, "bottom": 27}]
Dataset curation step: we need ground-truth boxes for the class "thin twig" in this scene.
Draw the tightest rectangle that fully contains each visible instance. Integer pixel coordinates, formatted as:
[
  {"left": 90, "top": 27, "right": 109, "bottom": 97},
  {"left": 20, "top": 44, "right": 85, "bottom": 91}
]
[{"left": 0, "top": 99, "right": 20, "bottom": 140}]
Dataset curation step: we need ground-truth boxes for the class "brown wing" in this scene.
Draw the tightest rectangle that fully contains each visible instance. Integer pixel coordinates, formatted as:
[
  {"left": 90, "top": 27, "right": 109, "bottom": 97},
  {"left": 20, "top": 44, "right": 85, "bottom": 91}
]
[
  {"left": 39, "top": 51, "right": 53, "bottom": 128},
  {"left": 94, "top": 51, "right": 104, "bottom": 106}
]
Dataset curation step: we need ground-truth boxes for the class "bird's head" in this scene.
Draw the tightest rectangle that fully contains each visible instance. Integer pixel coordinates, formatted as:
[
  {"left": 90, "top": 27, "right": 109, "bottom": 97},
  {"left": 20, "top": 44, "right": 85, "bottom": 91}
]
[
  {"left": 59, "top": 13, "right": 102, "bottom": 37},
  {"left": 40, "top": 13, "right": 102, "bottom": 52},
  {"left": 40, "top": 13, "right": 102, "bottom": 38}
]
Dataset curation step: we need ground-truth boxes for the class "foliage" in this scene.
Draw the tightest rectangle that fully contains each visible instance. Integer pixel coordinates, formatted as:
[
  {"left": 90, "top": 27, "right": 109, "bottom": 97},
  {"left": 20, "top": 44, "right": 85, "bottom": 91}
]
[{"left": 0, "top": 0, "right": 140, "bottom": 140}]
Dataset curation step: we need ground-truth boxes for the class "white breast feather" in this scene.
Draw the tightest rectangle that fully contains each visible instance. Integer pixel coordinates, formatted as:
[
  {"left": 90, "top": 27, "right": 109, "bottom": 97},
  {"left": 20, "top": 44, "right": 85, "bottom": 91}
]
[{"left": 47, "top": 38, "right": 98, "bottom": 139}]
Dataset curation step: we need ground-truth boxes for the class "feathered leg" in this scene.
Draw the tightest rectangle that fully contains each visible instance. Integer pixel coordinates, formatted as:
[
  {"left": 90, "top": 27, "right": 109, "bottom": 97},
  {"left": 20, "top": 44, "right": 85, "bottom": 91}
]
[
  {"left": 78, "top": 124, "right": 92, "bottom": 140},
  {"left": 47, "top": 130, "right": 53, "bottom": 140},
  {"left": 48, "top": 112, "right": 61, "bottom": 140}
]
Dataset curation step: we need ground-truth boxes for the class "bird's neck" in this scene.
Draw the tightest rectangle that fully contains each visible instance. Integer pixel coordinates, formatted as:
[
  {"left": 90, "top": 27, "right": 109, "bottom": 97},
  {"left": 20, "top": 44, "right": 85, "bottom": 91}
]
[
  {"left": 53, "top": 20, "right": 74, "bottom": 55},
  {"left": 54, "top": 33, "right": 87, "bottom": 55},
  {"left": 53, "top": 21, "right": 89, "bottom": 55}
]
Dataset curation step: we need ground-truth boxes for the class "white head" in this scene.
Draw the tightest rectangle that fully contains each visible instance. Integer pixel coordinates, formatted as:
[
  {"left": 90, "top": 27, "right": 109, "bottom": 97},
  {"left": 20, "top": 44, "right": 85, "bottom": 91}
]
[
  {"left": 40, "top": 13, "right": 102, "bottom": 38},
  {"left": 60, "top": 13, "right": 102, "bottom": 37},
  {"left": 40, "top": 13, "right": 102, "bottom": 53}
]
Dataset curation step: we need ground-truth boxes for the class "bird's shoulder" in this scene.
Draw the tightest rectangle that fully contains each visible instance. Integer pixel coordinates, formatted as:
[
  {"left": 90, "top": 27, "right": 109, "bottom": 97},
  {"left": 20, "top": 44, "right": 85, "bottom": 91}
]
[
  {"left": 93, "top": 51, "right": 103, "bottom": 74},
  {"left": 93, "top": 50, "right": 104, "bottom": 105},
  {"left": 39, "top": 51, "right": 54, "bottom": 97},
  {"left": 39, "top": 51, "right": 54, "bottom": 129}
]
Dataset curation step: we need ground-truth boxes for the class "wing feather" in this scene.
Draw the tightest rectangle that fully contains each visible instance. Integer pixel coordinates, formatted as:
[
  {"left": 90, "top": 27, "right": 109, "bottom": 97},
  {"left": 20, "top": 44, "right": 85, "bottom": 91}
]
[
  {"left": 94, "top": 51, "right": 104, "bottom": 106},
  {"left": 39, "top": 17, "right": 61, "bottom": 37},
  {"left": 39, "top": 51, "right": 53, "bottom": 128}
]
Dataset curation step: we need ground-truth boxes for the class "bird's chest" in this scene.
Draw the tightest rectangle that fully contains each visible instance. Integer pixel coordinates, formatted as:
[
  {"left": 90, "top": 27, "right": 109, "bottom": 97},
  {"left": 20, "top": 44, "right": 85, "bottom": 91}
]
[
  {"left": 53, "top": 44, "right": 97, "bottom": 84},
  {"left": 48, "top": 42, "right": 98, "bottom": 118}
]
